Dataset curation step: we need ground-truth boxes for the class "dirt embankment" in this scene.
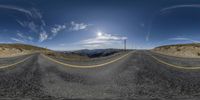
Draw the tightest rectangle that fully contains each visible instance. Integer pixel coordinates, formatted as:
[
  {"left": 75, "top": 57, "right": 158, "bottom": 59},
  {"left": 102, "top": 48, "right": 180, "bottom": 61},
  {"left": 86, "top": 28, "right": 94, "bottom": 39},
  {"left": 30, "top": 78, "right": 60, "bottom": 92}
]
[
  {"left": 0, "top": 48, "right": 29, "bottom": 57},
  {"left": 0, "top": 44, "right": 50, "bottom": 58},
  {"left": 152, "top": 43, "right": 200, "bottom": 58}
]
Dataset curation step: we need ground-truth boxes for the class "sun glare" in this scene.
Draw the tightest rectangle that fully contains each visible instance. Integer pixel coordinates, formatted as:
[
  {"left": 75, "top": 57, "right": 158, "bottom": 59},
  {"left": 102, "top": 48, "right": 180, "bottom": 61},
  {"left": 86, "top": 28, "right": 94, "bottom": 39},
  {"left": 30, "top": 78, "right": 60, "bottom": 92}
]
[{"left": 97, "top": 32, "right": 103, "bottom": 37}]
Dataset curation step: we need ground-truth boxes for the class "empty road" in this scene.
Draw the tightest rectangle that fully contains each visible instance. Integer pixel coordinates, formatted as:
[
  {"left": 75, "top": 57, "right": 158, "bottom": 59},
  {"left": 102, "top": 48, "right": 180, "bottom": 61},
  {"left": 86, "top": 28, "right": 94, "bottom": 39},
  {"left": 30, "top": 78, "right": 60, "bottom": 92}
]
[{"left": 1, "top": 51, "right": 200, "bottom": 99}]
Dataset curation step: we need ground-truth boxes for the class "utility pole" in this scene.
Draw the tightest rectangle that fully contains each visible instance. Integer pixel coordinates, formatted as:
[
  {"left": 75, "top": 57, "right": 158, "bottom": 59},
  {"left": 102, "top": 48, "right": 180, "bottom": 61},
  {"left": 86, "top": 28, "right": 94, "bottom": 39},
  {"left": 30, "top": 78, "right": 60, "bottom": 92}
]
[{"left": 124, "top": 39, "right": 126, "bottom": 50}]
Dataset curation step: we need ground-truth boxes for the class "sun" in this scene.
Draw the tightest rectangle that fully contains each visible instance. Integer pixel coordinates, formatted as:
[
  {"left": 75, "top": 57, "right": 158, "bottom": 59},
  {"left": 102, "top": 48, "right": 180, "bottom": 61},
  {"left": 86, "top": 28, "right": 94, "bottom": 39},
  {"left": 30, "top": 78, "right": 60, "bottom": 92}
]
[{"left": 97, "top": 32, "right": 102, "bottom": 37}]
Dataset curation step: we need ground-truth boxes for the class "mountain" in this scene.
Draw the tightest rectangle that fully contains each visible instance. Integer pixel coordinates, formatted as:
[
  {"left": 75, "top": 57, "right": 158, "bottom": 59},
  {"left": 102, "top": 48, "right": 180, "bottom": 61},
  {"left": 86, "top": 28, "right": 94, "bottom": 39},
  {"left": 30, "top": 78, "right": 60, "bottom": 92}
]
[{"left": 69, "top": 49, "right": 123, "bottom": 58}]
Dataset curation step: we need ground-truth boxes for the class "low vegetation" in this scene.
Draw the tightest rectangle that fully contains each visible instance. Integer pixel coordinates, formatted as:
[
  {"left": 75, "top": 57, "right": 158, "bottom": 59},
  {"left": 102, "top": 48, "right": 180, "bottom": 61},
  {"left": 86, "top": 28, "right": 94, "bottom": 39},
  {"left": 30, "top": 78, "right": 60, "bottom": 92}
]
[
  {"left": 45, "top": 52, "right": 90, "bottom": 61},
  {"left": 72, "top": 49, "right": 122, "bottom": 58},
  {"left": 153, "top": 43, "right": 200, "bottom": 58},
  {"left": 0, "top": 43, "right": 126, "bottom": 60},
  {"left": 45, "top": 49, "right": 125, "bottom": 61},
  {"left": 0, "top": 43, "right": 50, "bottom": 57}
]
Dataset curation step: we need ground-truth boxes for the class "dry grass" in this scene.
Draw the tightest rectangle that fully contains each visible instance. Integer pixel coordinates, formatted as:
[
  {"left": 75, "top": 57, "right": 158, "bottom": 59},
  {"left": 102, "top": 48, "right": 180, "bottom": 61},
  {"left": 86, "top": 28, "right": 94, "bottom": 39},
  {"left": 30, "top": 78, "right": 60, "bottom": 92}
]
[
  {"left": 0, "top": 43, "right": 50, "bottom": 57},
  {"left": 44, "top": 52, "right": 90, "bottom": 61},
  {"left": 153, "top": 43, "right": 200, "bottom": 58}
]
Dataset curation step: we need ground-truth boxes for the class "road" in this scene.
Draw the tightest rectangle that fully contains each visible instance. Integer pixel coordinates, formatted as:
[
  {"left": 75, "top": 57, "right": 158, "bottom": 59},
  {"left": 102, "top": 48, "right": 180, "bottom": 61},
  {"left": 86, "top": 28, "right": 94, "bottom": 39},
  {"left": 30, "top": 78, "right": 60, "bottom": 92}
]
[{"left": 1, "top": 51, "right": 200, "bottom": 99}]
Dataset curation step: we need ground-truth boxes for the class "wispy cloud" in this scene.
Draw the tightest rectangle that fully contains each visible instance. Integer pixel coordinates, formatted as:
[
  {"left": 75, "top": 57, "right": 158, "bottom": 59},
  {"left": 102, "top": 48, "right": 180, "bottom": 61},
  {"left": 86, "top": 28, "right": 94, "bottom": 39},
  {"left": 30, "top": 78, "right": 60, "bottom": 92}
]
[
  {"left": 11, "top": 38, "right": 25, "bottom": 43},
  {"left": 69, "top": 21, "right": 90, "bottom": 31},
  {"left": 79, "top": 32, "right": 127, "bottom": 48},
  {"left": 13, "top": 6, "right": 47, "bottom": 42},
  {"left": 59, "top": 43, "right": 66, "bottom": 46},
  {"left": 0, "top": 5, "right": 32, "bottom": 16},
  {"left": 0, "top": 5, "right": 46, "bottom": 43},
  {"left": 160, "top": 4, "right": 200, "bottom": 13},
  {"left": 17, "top": 32, "right": 33, "bottom": 41},
  {"left": 146, "top": 4, "right": 200, "bottom": 42},
  {"left": 168, "top": 37, "right": 200, "bottom": 43},
  {"left": 49, "top": 21, "right": 91, "bottom": 39},
  {"left": 0, "top": 5, "right": 94, "bottom": 43},
  {"left": 17, "top": 20, "right": 91, "bottom": 42},
  {"left": 17, "top": 33, "right": 24, "bottom": 38},
  {"left": 0, "top": 41, "right": 12, "bottom": 44}
]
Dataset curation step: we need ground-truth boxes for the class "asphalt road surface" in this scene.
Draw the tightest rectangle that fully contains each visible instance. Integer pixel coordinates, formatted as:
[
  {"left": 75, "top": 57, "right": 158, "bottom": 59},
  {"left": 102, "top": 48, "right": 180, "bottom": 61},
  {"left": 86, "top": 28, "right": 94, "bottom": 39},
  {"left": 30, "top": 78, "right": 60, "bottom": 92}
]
[{"left": 1, "top": 51, "right": 200, "bottom": 99}]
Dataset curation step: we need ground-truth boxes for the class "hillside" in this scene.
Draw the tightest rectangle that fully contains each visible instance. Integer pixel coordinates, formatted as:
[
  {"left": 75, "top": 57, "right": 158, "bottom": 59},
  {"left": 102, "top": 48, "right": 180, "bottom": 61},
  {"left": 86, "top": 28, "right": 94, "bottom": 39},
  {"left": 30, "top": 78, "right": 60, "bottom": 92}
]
[
  {"left": 45, "top": 51, "right": 89, "bottom": 61},
  {"left": 71, "top": 49, "right": 122, "bottom": 58},
  {"left": 45, "top": 49, "right": 123, "bottom": 61},
  {"left": 0, "top": 43, "right": 124, "bottom": 60},
  {"left": 153, "top": 43, "right": 200, "bottom": 58},
  {"left": 0, "top": 43, "right": 50, "bottom": 57}
]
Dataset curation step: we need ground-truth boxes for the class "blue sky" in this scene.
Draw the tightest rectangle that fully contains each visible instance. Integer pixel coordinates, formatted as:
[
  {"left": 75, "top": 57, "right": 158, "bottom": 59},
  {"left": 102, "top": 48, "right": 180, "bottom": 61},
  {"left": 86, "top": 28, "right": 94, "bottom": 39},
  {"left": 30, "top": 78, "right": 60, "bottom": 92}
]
[{"left": 0, "top": 0, "right": 200, "bottom": 50}]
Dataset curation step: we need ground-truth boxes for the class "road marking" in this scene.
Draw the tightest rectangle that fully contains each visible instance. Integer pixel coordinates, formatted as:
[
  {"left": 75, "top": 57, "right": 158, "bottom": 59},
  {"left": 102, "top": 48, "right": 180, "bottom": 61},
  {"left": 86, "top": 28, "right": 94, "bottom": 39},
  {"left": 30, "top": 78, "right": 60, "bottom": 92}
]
[
  {"left": 0, "top": 56, "right": 32, "bottom": 69},
  {"left": 149, "top": 52, "right": 200, "bottom": 70},
  {"left": 42, "top": 51, "right": 134, "bottom": 68}
]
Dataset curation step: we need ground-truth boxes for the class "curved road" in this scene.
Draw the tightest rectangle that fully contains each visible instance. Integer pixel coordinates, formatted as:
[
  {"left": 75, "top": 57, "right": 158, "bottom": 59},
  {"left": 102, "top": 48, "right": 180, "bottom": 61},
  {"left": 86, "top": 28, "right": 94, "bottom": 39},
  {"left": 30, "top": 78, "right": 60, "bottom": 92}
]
[{"left": 0, "top": 51, "right": 200, "bottom": 99}]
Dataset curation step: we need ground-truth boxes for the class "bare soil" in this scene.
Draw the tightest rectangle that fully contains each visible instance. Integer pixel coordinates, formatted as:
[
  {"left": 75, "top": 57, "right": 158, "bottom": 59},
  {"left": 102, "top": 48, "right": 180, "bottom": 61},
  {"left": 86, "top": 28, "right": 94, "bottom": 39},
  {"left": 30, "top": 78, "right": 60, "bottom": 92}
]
[{"left": 153, "top": 43, "right": 200, "bottom": 58}]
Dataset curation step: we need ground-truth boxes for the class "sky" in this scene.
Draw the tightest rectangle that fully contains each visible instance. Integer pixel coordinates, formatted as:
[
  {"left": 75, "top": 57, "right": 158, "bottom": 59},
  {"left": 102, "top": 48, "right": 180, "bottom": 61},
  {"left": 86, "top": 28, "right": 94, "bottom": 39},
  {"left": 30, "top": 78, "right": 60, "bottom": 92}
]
[{"left": 0, "top": 0, "right": 200, "bottom": 50}]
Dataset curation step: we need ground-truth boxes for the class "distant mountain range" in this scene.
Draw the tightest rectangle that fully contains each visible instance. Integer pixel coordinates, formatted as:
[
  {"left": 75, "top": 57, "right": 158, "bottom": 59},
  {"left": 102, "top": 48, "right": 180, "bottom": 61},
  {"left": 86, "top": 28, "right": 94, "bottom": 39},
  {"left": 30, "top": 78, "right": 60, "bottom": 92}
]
[
  {"left": 0, "top": 43, "right": 125, "bottom": 59},
  {"left": 62, "top": 49, "right": 123, "bottom": 58}
]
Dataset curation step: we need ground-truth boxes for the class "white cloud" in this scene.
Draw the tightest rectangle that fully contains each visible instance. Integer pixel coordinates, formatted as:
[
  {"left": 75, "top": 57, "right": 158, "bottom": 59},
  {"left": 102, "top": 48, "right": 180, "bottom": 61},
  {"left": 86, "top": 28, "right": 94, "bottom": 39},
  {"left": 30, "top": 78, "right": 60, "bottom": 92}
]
[
  {"left": 49, "top": 21, "right": 91, "bottom": 39},
  {"left": 11, "top": 38, "right": 25, "bottom": 43},
  {"left": 69, "top": 21, "right": 89, "bottom": 31},
  {"left": 83, "top": 44, "right": 101, "bottom": 48},
  {"left": 51, "top": 25, "right": 66, "bottom": 34},
  {"left": 50, "top": 25, "right": 66, "bottom": 39},
  {"left": 97, "top": 32, "right": 127, "bottom": 40},
  {"left": 79, "top": 32, "right": 127, "bottom": 48},
  {"left": 39, "top": 31, "right": 48, "bottom": 42}
]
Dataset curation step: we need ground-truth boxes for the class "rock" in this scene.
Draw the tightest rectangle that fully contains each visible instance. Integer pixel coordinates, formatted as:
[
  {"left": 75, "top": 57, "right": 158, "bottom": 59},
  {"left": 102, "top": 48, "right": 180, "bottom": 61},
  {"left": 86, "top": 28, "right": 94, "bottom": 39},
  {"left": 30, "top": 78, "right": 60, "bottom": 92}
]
[{"left": 153, "top": 43, "right": 200, "bottom": 58}]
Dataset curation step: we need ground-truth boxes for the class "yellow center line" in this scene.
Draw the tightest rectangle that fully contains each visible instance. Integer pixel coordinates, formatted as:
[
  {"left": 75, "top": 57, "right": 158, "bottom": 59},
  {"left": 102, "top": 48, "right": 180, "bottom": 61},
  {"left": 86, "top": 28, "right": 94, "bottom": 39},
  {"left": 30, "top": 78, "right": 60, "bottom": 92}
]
[
  {"left": 148, "top": 52, "right": 200, "bottom": 70},
  {"left": 0, "top": 56, "right": 32, "bottom": 69},
  {"left": 42, "top": 51, "right": 135, "bottom": 68}
]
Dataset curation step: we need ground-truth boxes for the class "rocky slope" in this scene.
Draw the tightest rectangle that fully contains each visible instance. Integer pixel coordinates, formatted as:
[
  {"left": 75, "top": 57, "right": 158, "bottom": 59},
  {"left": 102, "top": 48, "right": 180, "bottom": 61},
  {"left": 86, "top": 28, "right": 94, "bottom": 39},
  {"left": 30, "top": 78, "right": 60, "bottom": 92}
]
[
  {"left": 0, "top": 43, "right": 49, "bottom": 57},
  {"left": 153, "top": 43, "right": 200, "bottom": 58}
]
